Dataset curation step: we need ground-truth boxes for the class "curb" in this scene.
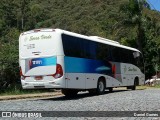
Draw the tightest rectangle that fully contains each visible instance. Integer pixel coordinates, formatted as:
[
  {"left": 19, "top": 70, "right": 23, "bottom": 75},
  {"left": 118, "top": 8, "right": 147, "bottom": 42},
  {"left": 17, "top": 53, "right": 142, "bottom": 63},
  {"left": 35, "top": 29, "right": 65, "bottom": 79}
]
[{"left": 0, "top": 92, "right": 62, "bottom": 101}]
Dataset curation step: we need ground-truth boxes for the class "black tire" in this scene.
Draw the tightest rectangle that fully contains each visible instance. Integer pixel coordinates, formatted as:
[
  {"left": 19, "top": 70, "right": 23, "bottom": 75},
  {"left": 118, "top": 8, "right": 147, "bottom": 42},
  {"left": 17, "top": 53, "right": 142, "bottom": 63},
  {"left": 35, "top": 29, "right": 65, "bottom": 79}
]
[
  {"left": 96, "top": 79, "right": 105, "bottom": 95},
  {"left": 61, "top": 89, "right": 78, "bottom": 97},
  {"left": 109, "top": 87, "right": 113, "bottom": 92},
  {"left": 131, "top": 79, "right": 139, "bottom": 90}
]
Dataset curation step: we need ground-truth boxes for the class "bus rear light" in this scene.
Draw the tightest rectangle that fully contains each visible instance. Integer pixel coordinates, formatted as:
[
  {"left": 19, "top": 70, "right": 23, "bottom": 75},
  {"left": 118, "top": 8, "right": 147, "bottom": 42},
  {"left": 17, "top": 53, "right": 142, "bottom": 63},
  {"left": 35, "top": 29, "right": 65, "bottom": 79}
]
[
  {"left": 50, "top": 64, "right": 63, "bottom": 79},
  {"left": 112, "top": 64, "right": 116, "bottom": 78},
  {"left": 20, "top": 67, "right": 23, "bottom": 76},
  {"left": 20, "top": 67, "right": 25, "bottom": 80},
  {"left": 20, "top": 67, "right": 29, "bottom": 80}
]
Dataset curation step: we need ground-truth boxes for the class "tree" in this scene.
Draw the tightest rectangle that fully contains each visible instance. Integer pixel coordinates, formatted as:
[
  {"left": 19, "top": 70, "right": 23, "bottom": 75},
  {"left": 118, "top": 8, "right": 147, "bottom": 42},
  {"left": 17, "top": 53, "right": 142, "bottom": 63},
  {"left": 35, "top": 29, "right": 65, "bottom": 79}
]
[
  {"left": 119, "top": 0, "right": 160, "bottom": 78},
  {"left": 119, "top": 0, "right": 150, "bottom": 52},
  {"left": 0, "top": 28, "right": 20, "bottom": 89}
]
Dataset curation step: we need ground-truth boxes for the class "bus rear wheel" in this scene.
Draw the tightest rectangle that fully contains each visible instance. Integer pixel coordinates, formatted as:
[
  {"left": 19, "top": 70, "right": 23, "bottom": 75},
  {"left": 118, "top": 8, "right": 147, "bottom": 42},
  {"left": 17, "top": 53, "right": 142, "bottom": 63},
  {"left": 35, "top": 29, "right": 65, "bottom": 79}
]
[
  {"left": 61, "top": 89, "right": 78, "bottom": 97},
  {"left": 96, "top": 79, "right": 105, "bottom": 95}
]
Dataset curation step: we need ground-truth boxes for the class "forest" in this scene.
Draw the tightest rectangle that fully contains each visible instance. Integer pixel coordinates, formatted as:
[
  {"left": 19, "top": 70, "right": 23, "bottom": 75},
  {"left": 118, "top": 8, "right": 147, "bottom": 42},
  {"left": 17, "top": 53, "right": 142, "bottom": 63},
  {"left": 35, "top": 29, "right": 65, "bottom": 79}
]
[{"left": 0, "top": 0, "right": 160, "bottom": 90}]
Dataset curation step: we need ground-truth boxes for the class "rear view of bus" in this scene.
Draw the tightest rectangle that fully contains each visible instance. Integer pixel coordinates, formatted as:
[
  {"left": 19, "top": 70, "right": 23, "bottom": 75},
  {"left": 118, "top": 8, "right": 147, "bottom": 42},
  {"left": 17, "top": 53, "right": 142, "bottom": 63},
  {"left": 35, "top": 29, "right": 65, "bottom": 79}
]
[{"left": 19, "top": 29, "right": 65, "bottom": 89}]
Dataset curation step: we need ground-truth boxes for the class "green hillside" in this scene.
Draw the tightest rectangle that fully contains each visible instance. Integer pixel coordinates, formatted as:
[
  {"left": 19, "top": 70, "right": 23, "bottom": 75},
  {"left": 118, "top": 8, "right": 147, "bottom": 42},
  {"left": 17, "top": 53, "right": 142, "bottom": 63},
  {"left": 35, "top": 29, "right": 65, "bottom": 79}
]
[{"left": 0, "top": 0, "right": 160, "bottom": 90}]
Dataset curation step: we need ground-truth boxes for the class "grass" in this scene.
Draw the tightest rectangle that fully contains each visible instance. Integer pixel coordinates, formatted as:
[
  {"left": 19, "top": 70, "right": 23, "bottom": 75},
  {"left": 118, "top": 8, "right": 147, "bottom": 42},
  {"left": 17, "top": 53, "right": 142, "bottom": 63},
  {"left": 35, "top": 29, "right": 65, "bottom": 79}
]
[
  {"left": 137, "top": 84, "right": 160, "bottom": 89},
  {"left": 0, "top": 84, "right": 54, "bottom": 96},
  {"left": 154, "top": 84, "right": 160, "bottom": 88},
  {"left": 136, "top": 85, "right": 152, "bottom": 90}
]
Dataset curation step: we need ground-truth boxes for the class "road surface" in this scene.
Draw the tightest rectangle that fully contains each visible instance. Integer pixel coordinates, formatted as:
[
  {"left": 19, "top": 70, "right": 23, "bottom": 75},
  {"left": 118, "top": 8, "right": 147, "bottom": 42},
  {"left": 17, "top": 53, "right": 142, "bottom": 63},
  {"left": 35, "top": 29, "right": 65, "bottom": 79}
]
[{"left": 0, "top": 88, "right": 160, "bottom": 119}]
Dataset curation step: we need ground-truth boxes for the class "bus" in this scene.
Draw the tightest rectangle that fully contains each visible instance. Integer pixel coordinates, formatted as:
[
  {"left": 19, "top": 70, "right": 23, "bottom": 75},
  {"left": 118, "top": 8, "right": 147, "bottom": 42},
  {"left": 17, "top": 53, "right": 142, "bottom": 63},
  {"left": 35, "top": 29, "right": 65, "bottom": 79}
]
[{"left": 19, "top": 28, "right": 145, "bottom": 96}]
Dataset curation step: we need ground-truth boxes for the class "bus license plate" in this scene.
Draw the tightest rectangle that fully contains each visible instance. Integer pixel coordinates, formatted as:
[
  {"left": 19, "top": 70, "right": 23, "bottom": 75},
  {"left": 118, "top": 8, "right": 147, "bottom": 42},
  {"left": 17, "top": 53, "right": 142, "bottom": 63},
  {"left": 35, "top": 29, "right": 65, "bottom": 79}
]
[{"left": 35, "top": 76, "right": 43, "bottom": 80}]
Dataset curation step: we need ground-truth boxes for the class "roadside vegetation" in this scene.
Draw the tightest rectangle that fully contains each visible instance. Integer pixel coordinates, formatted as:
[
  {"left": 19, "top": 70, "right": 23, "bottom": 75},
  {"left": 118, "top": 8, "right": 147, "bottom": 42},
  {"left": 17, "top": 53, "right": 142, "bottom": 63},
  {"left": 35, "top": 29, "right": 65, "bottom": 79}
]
[
  {"left": 154, "top": 84, "right": 160, "bottom": 88},
  {"left": 136, "top": 85, "right": 160, "bottom": 90},
  {"left": 0, "top": 84, "right": 53, "bottom": 96},
  {"left": 0, "top": 0, "right": 160, "bottom": 94}
]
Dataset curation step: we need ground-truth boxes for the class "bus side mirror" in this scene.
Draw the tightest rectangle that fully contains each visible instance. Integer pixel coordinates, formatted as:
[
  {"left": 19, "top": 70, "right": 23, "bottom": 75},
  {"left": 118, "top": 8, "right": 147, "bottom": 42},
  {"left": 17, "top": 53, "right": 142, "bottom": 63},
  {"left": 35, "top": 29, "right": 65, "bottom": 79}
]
[{"left": 133, "top": 52, "right": 140, "bottom": 58}]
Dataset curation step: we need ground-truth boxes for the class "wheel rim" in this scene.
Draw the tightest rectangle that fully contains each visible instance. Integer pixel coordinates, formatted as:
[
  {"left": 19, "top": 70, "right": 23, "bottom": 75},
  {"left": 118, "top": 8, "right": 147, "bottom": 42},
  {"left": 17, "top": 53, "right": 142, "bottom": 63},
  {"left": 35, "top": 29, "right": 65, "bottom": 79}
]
[{"left": 99, "top": 81, "right": 104, "bottom": 92}]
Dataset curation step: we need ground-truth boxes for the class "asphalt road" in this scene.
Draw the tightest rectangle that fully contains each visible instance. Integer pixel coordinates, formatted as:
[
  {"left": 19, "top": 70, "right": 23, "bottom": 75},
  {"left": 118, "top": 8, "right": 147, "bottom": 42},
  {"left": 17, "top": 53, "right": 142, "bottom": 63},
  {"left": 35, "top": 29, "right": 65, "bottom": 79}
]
[{"left": 0, "top": 88, "right": 160, "bottom": 120}]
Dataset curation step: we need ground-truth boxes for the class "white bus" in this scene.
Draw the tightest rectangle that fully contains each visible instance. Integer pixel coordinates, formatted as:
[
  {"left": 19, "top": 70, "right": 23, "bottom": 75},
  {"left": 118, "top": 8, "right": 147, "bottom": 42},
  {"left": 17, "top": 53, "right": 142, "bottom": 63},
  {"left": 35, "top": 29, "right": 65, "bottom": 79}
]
[{"left": 19, "top": 28, "right": 145, "bottom": 96}]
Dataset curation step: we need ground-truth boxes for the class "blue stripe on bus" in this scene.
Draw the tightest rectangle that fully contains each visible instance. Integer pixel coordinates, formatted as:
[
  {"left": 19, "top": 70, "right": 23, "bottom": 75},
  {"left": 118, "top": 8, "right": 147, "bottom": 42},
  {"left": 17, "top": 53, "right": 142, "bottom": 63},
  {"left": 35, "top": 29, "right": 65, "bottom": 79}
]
[
  {"left": 64, "top": 56, "right": 112, "bottom": 75},
  {"left": 29, "top": 57, "right": 57, "bottom": 69}
]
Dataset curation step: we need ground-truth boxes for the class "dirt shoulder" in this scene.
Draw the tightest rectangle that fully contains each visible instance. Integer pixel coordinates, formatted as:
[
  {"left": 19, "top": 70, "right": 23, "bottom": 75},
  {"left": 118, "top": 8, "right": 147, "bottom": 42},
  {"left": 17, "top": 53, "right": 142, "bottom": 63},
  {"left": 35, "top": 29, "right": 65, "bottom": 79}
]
[{"left": 0, "top": 91, "right": 62, "bottom": 101}]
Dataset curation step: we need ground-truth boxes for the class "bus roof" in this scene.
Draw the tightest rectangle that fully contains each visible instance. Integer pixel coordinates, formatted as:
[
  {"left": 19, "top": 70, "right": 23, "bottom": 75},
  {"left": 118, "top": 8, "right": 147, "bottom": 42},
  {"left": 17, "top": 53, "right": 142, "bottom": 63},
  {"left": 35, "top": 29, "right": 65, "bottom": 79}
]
[{"left": 21, "top": 28, "right": 140, "bottom": 53}]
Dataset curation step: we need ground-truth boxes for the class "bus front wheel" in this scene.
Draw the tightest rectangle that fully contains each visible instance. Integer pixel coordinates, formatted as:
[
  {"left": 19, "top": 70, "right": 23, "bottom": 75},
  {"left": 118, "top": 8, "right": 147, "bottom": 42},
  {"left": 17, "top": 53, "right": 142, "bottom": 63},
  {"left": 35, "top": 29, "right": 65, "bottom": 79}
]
[
  {"left": 131, "top": 78, "right": 139, "bottom": 90},
  {"left": 96, "top": 79, "right": 105, "bottom": 95}
]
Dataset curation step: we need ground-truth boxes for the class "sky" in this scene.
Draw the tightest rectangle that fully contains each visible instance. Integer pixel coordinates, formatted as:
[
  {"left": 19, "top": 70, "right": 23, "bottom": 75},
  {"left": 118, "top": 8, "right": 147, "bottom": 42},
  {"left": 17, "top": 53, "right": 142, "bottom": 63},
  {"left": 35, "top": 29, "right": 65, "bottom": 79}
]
[{"left": 147, "top": 0, "right": 160, "bottom": 12}]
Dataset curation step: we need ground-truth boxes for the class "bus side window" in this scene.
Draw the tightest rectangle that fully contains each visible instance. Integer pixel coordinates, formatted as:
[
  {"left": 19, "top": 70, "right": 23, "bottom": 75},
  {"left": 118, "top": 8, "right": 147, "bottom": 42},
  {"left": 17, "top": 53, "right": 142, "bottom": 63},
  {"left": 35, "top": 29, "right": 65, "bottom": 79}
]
[
  {"left": 120, "top": 48, "right": 130, "bottom": 63},
  {"left": 83, "top": 40, "right": 97, "bottom": 59},
  {"left": 111, "top": 47, "right": 121, "bottom": 62},
  {"left": 97, "top": 43, "right": 110, "bottom": 61},
  {"left": 62, "top": 34, "right": 84, "bottom": 58},
  {"left": 106, "top": 45, "right": 112, "bottom": 61},
  {"left": 127, "top": 50, "right": 136, "bottom": 65}
]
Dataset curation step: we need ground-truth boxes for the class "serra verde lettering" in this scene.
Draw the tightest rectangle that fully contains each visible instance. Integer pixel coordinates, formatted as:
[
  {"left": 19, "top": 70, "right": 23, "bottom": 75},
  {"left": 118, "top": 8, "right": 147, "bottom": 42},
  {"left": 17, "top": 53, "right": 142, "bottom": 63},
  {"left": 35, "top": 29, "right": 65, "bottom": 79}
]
[
  {"left": 124, "top": 66, "right": 137, "bottom": 73},
  {"left": 128, "top": 67, "right": 137, "bottom": 72},
  {"left": 29, "top": 35, "right": 51, "bottom": 41}
]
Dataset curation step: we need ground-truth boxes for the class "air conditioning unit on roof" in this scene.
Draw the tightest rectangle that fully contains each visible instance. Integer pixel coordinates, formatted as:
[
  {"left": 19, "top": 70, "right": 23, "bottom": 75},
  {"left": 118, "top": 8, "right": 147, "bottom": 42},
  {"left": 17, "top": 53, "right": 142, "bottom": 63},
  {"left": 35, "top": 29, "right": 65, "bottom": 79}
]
[{"left": 89, "top": 36, "right": 120, "bottom": 44}]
